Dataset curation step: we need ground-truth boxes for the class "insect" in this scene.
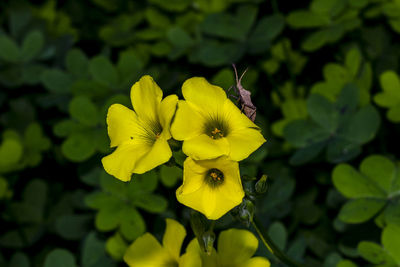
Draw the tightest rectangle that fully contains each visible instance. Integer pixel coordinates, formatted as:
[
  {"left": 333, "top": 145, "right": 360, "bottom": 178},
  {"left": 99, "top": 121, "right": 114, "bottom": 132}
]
[{"left": 230, "top": 64, "right": 257, "bottom": 121}]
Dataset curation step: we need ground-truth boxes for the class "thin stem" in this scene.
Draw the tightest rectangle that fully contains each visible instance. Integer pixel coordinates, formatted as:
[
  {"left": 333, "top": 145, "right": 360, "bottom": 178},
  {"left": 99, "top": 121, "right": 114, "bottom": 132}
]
[{"left": 252, "top": 216, "right": 308, "bottom": 267}]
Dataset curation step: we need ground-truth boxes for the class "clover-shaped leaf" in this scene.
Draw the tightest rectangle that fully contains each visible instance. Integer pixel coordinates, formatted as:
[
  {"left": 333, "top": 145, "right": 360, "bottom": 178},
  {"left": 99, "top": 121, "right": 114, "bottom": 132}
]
[
  {"left": 85, "top": 170, "right": 167, "bottom": 241},
  {"left": 82, "top": 232, "right": 116, "bottom": 267},
  {"left": 333, "top": 155, "right": 400, "bottom": 225},
  {"left": 287, "top": 0, "right": 361, "bottom": 51},
  {"left": 374, "top": 70, "right": 400, "bottom": 123},
  {"left": 0, "top": 179, "right": 47, "bottom": 248},
  {"left": 284, "top": 84, "right": 380, "bottom": 165},
  {"left": 357, "top": 224, "right": 400, "bottom": 266},
  {"left": 310, "top": 48, "right": 372, "bottom": 105}
]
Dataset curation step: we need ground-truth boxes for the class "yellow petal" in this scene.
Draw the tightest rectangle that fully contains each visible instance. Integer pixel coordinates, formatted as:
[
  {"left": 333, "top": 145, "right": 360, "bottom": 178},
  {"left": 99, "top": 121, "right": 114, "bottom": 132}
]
[
  {"left": 124, "top": 233, "right": 172, "bottom": 267},
  {"left": 223, "top": 98, "right": 259, "bottom": 130},
  {"left": 106, "top": 104, "right": 139, "bottom": 147},
  {"left": 242, "top": 257, "right": 271, "bottom": 267},
  {"left": 176, "top": 158, "right": 205, "bottom": 195},
  {"left": 182, "top": 77, "right": 227, "bottom": 114},
  {"left": 176, "top": 157, "right": 244, "bottom": 220},
  {"left": 171, "top": 101, "right": 206, "bottom": 140},
  {"left": 182, "top": 134, "right": 230, "bottom": 160},
  {"left": 217, "top": 229, "right": 259, "bottom": 265},
  {"left": 133, "top": 137, "right": 172, "bottom": 174},
  {"left": 162, "top": 219, "right": 187, "bottom": 261},
  {"left": 179, "top": 252, "right": 202, "bottom": 267},
  {"left": 101, "top": 143, "right": 150, "bottom": 181},
  {"left": 130, "top": 75, "right": 163, "bottom": 121},
  {"left": 226, "top": 128, "right": 266, "bottom": 161},
  {"left": 159, "top": 95, "right": 178, "bottom": 139},
  {"left": 185, "top": 239, "right": 218, "bottom": 267}
]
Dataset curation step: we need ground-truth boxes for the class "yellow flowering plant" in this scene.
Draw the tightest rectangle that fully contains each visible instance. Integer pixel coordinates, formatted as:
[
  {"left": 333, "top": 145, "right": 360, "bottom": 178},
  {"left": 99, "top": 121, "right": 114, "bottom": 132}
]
[
  {"left": 124, "top": 219, "right": 270, "bottom": 267},
  {"left": 170, "top": 77, "right": 266, "bottom": 161},
  {"left": 102, "top": 74, "right": 306, "bottom": 267},
  {"left": 102, "top": 75, "right": 177, "bottom": 181}
]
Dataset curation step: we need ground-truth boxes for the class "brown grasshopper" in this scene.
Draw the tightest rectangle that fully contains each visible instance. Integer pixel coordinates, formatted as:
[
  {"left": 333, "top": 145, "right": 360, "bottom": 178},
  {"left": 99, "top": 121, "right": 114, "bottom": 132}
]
[{"left": 230, "top": 64, "right": 257, "bottom": 121}]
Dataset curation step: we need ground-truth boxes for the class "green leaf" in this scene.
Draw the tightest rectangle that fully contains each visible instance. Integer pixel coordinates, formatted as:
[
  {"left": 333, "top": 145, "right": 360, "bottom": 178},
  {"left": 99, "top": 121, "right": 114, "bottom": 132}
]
[
  {"left": 117, "top": 50, "right": 144, "bottom": 87},
  {"left": 160, "top": 165, "right": 182, "bottom": 187},
  {"left": 357, "top": 241, "right": 394, "bottom": 265},
  {"left": 337, "top": 260, "right": 358, "bottom": 267},
  {"left": 382, "top": 224, "right": 400, "bottom": 264},
  {"left": 387, "top": 105, "right": 400, "bottom": 122},
  {"left": 55, "top": 214, "right": 91, "bottom": 240},
  {"left": 340, "top": 105, "right": 380, "bottom": 144},
  {"left": 119, "top": 207, "right": 146, "bottom": 240},
  {"left": 21, "top": 30, "right": 44, "bottom": 62},
  {"left": 145, "top": 8, "right": 171, "bottom": 28},
  {"left": 61, "top": 132, "right": 96, "bottom": 162},
  {"left": 133, "top": 193, "right": 168, "bottom": 213},
  {"left": 66, "top": 49, "right": 89, "bottom": 79},
  {"left": 283, "top": 120, "right": 329, "bottom": 147},
  {"left": 106, "top": 233, "right": 128, "bottom": 261},
  {"left": 167, "top": 26, "right": 194, "bottom": 49},
  {"left": 9, "top": 253, "right": 30, "bottom": 267},
  {"left": 286, "top": 10, "right": 330, "bottom": 28},
  {"left": 44, "top": 249, "right": 77, "bottom": 267},
  {"left": 326, "top": 138, "right": 361, "bottom": 163},
  {"left": 289, "top": 142, "right": 326, "bottom": 165},
  {"left": 307, "top": 94, "right": 338, "bottom": 132},
  {"left": 332, "top": 164, "right": 385, "bottom": 198},
  {"left": 359, "top": 155, "right": 396, "bottom": 194},
  {"left": 311, "top": 0, "right": 346, "bottom": 16},
  {"left": 302, "top": 30, "right": 328, "bottom": 51},
  {"left": 332, "top": 164, "right": 386, "bottom": 198},
  {"left": 11, "top": 179, "right": 47, "bottom": 224},
  {"left": 248, "top": 14, "right": 285, "bottom": 54},
  {"left": 190, "top": 40, "right": 243, "bottom": 67},
  {"left": 82, "top": 232, "right": 116, "bottom": 267},
  {"left": 345, "top": 48, "right": 361, "bottom": 78},
  {"left": 375, "top": 71, "right": 400, "bottom": 107},
  {"left": 338, "top": 198, "right": 385, "bottom": 223},
  {"left": 268, "top": 222, "right": 287, "bottom": 250},
  {"left": 0, "top": 138, "right": 23, "bottom": 169},
  {"left": 95, "top": 201, "right": 122, "bottom": 231},
  {"left": 89, "top": 56, "right": 119, "bottom": 88},
  {"left": 0, "top": 35, "right": 20, "bottom": 63},
  {"left": 41, "top": 69, "right": 73, "bottom": 94},
  {"left": 148, "top": 0, "right": 191, "bottom": 11},
  {"left": 201, "top": 5, "right": 257, "bottom": 41},
  {"left": 69, "top": 96, "right": 99, "bottom": 126}
]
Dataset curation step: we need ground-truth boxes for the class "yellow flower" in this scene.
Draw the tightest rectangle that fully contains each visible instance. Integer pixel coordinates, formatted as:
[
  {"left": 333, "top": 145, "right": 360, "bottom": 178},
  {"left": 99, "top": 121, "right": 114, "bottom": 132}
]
[
  {"left": 124, "top": 219, "right": 201, "bottom": 267},
  {"left": 187, "top": 228, "right": 270, "bottom": 267},
  {"left": 176, "top": 156, "right": 244, "bottom": 220},
  {"left": 102, "top": 75, "right": 178, "bottom": 181},
  {"left": 171, "top": 77, "right": 266, "bottom": 161}
]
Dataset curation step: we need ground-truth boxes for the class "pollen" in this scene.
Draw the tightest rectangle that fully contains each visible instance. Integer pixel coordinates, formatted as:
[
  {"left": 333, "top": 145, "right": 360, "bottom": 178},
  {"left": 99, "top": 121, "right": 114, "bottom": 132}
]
[
  {"left": 210, "top": 128, "right": 224, "bottom": 139},
  {"left": 205, "top": 168, "right": 224, "bottom": 187}
]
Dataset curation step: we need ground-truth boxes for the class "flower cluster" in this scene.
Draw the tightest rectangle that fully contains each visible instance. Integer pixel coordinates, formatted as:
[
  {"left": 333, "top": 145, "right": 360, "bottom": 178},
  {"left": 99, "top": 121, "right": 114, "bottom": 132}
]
[
  {"left": 124, "top": 219, "right": 270, "bottom": 267},
  {"left": 102, "top": 75, "right": 265, "bottom": 219}
]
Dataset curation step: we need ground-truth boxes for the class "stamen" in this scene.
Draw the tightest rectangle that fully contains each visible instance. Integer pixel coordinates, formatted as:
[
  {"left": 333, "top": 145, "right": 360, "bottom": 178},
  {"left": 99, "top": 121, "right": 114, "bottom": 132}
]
[{"left": 205, "top": 168, "right": 224, "bottom": 187}]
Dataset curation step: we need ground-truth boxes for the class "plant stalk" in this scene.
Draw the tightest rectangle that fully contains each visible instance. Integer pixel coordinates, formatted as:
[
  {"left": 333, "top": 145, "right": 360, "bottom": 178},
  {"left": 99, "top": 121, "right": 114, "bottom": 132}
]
[{"left": 252, "top": 216, "right": 308, "bottom": 267}]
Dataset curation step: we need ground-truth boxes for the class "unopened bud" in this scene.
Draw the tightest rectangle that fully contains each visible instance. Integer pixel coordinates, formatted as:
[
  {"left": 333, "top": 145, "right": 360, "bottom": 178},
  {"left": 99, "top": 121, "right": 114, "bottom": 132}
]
[
  {"left": 202, "top": 231, "right": 216, "bottom": 255},
  {"left": 239, "top": 199, "right": 255, "bottom": 226},
  {"left": 255, "top": 174, "right": 268, "bottom": 194}
]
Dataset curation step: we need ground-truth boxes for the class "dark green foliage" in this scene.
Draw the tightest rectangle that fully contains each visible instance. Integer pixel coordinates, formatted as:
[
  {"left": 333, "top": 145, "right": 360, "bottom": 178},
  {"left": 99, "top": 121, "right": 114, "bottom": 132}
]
[{"left": 1, "top": 0, "right": 400, "bottom": 266}]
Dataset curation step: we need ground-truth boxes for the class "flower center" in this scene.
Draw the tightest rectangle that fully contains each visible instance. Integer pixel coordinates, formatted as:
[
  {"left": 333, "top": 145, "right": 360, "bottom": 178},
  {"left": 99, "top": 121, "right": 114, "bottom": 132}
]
[
  {"left": 204, "top": 117, "right": 229, "bottom": 140},
  {"left": 210, "top": 127, "right": 223, "bottom": 139},
  {"left": 205, "top": 168, "right": 224, "bottom": 187}
]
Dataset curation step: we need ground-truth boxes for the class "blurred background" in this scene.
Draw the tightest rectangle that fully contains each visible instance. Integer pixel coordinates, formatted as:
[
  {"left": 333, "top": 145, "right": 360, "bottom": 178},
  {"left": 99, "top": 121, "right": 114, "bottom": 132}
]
[{"left": 1, "top": 0, "right": 400, "bottom": 266}]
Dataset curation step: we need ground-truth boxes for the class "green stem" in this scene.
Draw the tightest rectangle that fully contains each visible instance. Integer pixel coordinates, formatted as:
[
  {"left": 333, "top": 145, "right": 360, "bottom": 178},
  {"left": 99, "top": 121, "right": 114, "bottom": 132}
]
[{"left": 252, "top": 216, "right": 307, "bottom": 267}]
